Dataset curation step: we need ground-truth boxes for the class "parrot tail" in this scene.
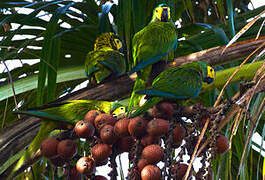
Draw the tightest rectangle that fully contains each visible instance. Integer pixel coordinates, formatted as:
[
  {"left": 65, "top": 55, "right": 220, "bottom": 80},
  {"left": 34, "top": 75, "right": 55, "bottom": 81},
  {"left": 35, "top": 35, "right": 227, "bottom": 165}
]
[
  {"left": 127, "top": 66, "right": 152, "bottom": 117},
  {"left": 14, "top": 110, "right": 73, "bottom": 124},
  {"left": 129, "top": 97, "right": 162, "bottom": 118},
  {"left": 8, "top": 121, "right": 56, "bottom": 179},
  {"left": 127, "top": 77, "right": 144, "bottom": 116}
]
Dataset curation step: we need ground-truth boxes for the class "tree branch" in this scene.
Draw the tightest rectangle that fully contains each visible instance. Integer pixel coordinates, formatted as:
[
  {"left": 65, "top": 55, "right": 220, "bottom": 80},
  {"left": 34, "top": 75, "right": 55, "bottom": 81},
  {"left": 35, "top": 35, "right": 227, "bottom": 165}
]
[{"left": 1, "top": 36, "right": 265, "bottom": 177}]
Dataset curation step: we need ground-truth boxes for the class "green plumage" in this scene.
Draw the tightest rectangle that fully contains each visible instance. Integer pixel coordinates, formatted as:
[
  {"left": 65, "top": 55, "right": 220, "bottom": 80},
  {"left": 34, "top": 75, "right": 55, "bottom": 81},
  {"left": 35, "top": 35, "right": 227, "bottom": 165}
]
[
  {"left": 21, "top": 100, "right": 119, "bottom": 121},
  {"left": 10, "top": 100, "right": 123, "bottom": 179},
  {"left": 85, "top": 33, "right": 126, "bottom": 84},
  {"left": 129, "top": 61, "right": 213, "bottom": 118},
  {"left": 127, "top": 4, "right": 178, "bottom": 115}
]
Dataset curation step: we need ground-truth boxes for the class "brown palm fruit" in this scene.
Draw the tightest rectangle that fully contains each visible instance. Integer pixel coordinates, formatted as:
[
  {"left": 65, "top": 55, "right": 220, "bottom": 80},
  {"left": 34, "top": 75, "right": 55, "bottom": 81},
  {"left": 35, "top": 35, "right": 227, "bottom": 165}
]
[
  {"left": 216, "top": 134, "right": 229, "bottom": 154},
  {"left": 91, "top": 144, "right": 112, "bottom": 162},
  {"left": 76, "top": 157, "right": 95, "bottom": 175},
  {"left": 40, "top": 138, "right": 59, "bottom": 158},
  {"left": 100, "top": 125, "right": 117, "bottom": 144},
  {"left": 147, "top": 119, "right": 169, "bottom": 137},
  {"left": 172, "top": 124, "right": 186, "bottom": 148},
  {"left": 114, "top": 118, "right": 130, "bottom": 137},
  {"left": 128, "top": 116, "right": 147, "bottom": 138},
  {"left": 69, "top": 167, "right": 82, "bottom": 180},
  {"left": 142, "top": 144, "right": 163, "bottom": 164},
  {"left": 141, "top": 134, "right": 160, "bottom": 147},
  {"left": 171, "top": 163, "right": 192, "bottom": 179},
  {"left": 57, "top": 139, "right": 77, "bottom": 160},
  {"left": 152, "top": 102, "right": 174, "bottom": 119},
  {"left": 116, "top": 136, "right": 135, "bottom": 153},
  {"left": 75, "top": 120, "right": 95, "bottom": 138},
  {"left": 50, "top": 156, "right": 66, "bottom": 167},
  {"left": 137, "top": 158, "right": 149, "bottom": 172},
  {"left": 84, "top": 110, "right": 101, "bottom": 124},
  {"left": 141, "top": 165, "right": 161, "bottom": 180},
  {"left": 94, "top": 113, "right": 116, "bottom": 130},
  {"left": 95, "top": 158, "right": 108, "bottom": 167},
  {"left": 94, "top": 175, "right": 108, "bottom": 180}
]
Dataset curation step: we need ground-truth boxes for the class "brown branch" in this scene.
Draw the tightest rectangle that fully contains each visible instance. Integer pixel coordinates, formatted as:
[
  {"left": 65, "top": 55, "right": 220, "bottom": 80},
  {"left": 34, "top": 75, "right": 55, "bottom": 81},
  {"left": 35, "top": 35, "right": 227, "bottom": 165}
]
[
  {"left": 170, "top": 36, "right": 265, "bottom": 66},
  {"left": 1, "top": 36, "right": 265, "bottom": 177}
]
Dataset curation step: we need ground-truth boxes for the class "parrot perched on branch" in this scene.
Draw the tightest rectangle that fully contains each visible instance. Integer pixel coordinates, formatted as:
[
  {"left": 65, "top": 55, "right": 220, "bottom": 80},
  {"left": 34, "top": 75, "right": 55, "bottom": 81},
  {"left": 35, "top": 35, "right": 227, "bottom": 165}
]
[
  {"left": 85, "top": 32, "right": 126, "bottom": 84},
  {"left": 127, "top": 3, "right": 178, "bottom": 115},
  {"left": 9, "top": 99, "right": 126, "bottom": 179},
  {"left": 129, "top": 61, "right": 215, "bottom": 118}
]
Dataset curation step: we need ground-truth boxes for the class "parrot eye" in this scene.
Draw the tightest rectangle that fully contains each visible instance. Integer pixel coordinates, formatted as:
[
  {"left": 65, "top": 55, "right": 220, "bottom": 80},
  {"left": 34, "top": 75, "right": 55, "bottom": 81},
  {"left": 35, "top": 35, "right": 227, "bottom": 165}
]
[{"left": 121, "top": 107, "right": 124, "bottom": 110}]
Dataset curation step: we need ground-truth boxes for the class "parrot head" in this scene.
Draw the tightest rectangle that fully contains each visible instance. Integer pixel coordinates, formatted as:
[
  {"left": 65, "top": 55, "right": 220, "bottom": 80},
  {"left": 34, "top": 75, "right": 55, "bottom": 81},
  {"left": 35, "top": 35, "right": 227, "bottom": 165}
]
[
  {"left": 152, "top": 4, "right": 171, "bottom": 22},
  {"left": 94, "top": 32, "right": 124, "bottom": 53},
  {"left": 112, "top": 106, "right": 127, "bottom": 118},
  {"left": 203, "top": 65, "right": 215, "bottom": 84}
]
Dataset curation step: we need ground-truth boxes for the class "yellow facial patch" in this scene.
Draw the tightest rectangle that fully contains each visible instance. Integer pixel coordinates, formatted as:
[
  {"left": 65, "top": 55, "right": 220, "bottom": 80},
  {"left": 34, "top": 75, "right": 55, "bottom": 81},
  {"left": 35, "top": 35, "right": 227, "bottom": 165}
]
[
  {"left": 114, "top": 38, "right": 123, "bottom": 50},
  {"left": 112, "top": 106, "right": 126, "bottom": 117},
  {"left": 207, "top": 66, "right": 215, "bottom": 79},
  {"left": 154, "top": 7, "right": 170, "bottom": 21}
]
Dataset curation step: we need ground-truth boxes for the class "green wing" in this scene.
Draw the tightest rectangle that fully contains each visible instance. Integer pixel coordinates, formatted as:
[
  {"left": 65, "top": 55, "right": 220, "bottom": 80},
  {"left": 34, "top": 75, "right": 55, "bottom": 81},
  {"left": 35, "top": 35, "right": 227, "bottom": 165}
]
[
  {"left": 151, "top": 67, "right": 202, "bottom": 99},
  {"left": 131, "top": 21, "right": 177, "bottom": 73},
  {"left": 85, "top": 48, "right": 126, "bottom": 83},
  {"left": 25, "top": 100, "right": 115, "bottom": 122}
]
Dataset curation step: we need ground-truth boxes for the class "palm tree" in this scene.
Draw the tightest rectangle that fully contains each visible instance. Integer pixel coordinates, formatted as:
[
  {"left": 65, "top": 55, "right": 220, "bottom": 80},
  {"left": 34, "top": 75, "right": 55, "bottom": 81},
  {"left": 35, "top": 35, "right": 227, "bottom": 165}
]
[{"left": 0, "top": 0, "right": 264, "bottom": 179}]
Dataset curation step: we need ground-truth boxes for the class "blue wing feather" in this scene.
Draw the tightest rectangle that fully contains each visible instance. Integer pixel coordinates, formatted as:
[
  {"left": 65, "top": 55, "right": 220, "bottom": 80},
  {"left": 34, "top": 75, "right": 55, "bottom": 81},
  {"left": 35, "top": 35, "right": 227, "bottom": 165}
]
[
  {"left": 136, "top": 89, "right": 189, "bottom": 99},
  {"left": 14, "top": 110, "right": 74, "bottom": 124}
]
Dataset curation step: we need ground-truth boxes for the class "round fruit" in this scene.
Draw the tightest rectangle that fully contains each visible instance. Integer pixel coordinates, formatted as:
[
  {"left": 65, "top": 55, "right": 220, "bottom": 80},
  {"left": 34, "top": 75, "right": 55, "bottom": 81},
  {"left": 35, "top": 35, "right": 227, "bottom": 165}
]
[
  {"left": 142, "top": 144, "right": 163, "bottom": 164},
  {"left": 75, "top": 120, "right": 95, "bottom": 138},
  {"left": 57, "top": 139, "right": 77, "bottom": 160},
  {"left": 95, "top": 158, "right": 108, "bottom": 167},
  {"left": 141, "top": 135, "right": 160, "bottom": 147},
  {"left": 152, "top": 102, "right": 174, "bottom": 119},
  {"left": 114, "top": 118, "right": 130, "bottom": 137},
  {"left": 76, "top": 157, "right": 95, "bottom": 175},
  {"left": 141, "top": 165, "right": 161, "bottom": 180},
  {"left": 216, "top": 134, "right": 229, "bottom": 154},
  {"left": 172, "top": 124, "right": 186, "bottom": 148},
  {"left": 171, "top": 163, "right": 192, "bottom": 179},
  {"left": 147, "top": 119, "right": 169, "bottom": 136},
  {"left": 116, "top": 136, "right": 135, "bottom": 153},
  {"left": 84, "top": 110, "right": 101, "bottom": 124},
  {"left": 91, "top": 144, "right": 112, "bottom": 162},
  {"left": 137, "top": 158, "right": 149, "bottom": 172},
  {"left": 100, "top": 125, "right": 117, "bottom": 144},
  {"left": 50, "top": 156, "right": 66, "bottom": 167},
  {"left": 94, "top": 175, "right": 108, "bottom": 180},
  {"left": 94, "top": 114, "right": 116, "bottom": 130},
  {"left": 128, "top": 116, "right": 147, "bottom": 138},
  {"left": 40, "top": 138, "right": 59, "bottom": 158}
]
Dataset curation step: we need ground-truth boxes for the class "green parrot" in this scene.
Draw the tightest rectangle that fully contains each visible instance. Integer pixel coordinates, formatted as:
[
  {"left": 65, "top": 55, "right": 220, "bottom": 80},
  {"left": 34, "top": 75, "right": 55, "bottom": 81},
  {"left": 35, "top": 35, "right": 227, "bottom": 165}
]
[
  {"left": 127, "top": 3, "right": 178, "bottom": 115},
  {"left": 85, "top": 32, "right": 126, "bottom": 84},
  {"left": 129, "top": 61, "right": 215, "bottom": 118},
  {"left": 9, "top": 100, "right": 126, "bottom": 179}
]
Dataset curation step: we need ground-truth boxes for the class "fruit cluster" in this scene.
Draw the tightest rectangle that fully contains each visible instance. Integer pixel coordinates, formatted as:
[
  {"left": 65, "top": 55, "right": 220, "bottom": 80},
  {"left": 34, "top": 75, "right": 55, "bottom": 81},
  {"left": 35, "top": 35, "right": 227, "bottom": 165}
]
[{"left": 40, "top": 102, "right": 229, "bottom": 180}]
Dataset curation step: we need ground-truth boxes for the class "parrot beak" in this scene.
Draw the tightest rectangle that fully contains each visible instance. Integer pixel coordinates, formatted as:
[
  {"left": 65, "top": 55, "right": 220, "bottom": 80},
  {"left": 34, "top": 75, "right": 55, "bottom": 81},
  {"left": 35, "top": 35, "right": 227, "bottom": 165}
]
[
  {"left": 203, "top": 77, "right": 214, "bottom": 84},
  {"left": 161, "top": 8, "right": 169, "bottom": 22}
]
